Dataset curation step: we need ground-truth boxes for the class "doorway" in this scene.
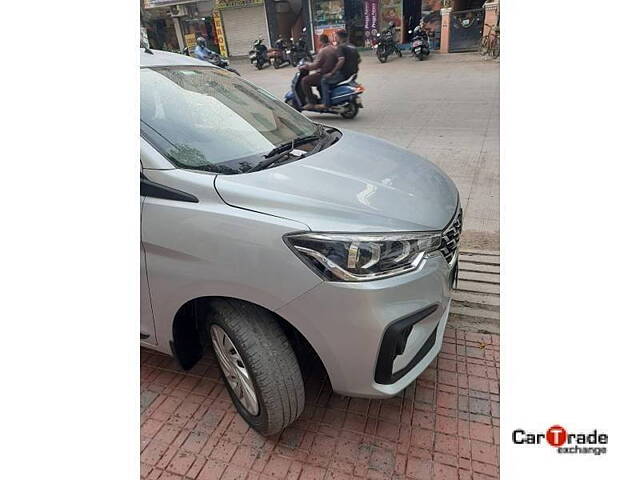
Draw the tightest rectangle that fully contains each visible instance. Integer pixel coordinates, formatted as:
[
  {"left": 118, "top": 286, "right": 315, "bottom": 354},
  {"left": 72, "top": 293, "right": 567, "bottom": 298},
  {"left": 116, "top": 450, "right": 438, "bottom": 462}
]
[
  {"left": 265, "top": 0, "right": 310, "bottom": 47},
  {"left": 449, "top": 5, "right": 485, "bottom": 52},
  {"left": 403, "top": 0, "right": 422, "bottom": 43},
  {"left": 344, "top": 0, "right": 364, "bottom": 47}
]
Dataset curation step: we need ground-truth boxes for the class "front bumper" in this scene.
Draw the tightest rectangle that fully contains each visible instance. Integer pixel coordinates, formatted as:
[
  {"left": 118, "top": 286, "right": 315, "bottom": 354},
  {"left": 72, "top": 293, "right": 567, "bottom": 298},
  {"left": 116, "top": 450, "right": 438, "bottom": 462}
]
[{"left": 275, "top": 252, "right": 454, "bottom": 398}]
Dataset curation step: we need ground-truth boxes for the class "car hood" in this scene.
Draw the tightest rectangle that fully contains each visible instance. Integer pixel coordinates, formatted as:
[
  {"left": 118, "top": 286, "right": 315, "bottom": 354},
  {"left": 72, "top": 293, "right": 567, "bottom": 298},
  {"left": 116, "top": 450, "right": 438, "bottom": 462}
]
[{"left": 214, "top": 130, "right": 459, "bottom": 232}]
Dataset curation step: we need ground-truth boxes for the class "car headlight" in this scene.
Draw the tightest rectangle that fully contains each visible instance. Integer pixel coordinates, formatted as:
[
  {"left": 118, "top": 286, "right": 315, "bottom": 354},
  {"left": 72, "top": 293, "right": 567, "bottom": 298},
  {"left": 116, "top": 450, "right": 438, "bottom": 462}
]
[{"left": 284, "top": 231, "right": 442, "bottom": 282}]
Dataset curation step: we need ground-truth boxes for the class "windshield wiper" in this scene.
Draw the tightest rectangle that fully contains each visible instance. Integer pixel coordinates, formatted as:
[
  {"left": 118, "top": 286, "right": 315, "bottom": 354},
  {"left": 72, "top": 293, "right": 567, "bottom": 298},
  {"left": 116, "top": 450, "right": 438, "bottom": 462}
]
[
  {"left": 247, "top": 134, "right": 322, "bottom": 173},
  {"left": 265, "top": 134, "right": 321, "bottom": 159}
]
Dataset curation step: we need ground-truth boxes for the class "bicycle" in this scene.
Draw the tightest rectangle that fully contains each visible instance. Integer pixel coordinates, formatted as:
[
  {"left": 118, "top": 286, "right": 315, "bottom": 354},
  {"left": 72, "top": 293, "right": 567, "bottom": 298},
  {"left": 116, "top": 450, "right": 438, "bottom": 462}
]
[{"left": 480, "top": 23, "right": 500, "bottom": 58}]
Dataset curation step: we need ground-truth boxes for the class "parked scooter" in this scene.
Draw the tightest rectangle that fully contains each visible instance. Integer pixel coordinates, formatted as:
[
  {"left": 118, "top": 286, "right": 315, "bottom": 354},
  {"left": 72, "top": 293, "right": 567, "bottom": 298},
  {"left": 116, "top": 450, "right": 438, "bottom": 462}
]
[
  {"left": 284, "top": 60, "right": 364, "bottom": 119},
  {"left": 408, "top": 28, "right": 430, "bottom": 61},
  {"left": 249, "top": 38, "right": 270, "bottom": 70},
  {"left": 289, "top": 27, "right": 313, "bottom": 66},
  {"left": 374, "top": 22, "right": 402, "bottom": 63},
  {"left": 270, "top": 37, "right": 291, "bottom": 69},
  {"left": 183, "top": 45, "right": 240, "bottom": 75}
]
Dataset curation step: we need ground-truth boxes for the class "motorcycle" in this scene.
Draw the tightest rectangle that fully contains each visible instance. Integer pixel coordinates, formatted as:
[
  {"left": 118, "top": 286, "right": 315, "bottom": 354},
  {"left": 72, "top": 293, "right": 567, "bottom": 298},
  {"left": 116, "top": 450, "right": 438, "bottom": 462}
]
[
  {"left": 183, "top": 46, "right": 240, "bottom": 75},
  {"left": 289, "top": 27, "right": 313, "bottom": 66},
  {"left": 408, "top": 28, "right": 430, "bottom": 61},
  {"left": 209, "top": 53, "right": 241, "bottom": 75},
  {"left": 284, "top": 60, "right": 364, "bottom": 119},
  {"left": 269, "top": 37, "right": 291, "bottom": 69},
  {"left": 249, "top": 38, "right": 270, "bottom": 70},
  {"left": 374, "top": 26, "right": 402, "bottom": 63}
]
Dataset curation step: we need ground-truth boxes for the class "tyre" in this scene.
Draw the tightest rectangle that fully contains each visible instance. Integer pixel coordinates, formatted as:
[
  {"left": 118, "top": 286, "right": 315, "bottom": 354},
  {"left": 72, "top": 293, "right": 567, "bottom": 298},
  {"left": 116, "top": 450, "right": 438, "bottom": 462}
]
[
  {"left": 397, "top": 49, "right": 403, "bottom": 58},
  {"left": 377, "top": 50, "right": 388, "bottom": 63},
  {"left": 492, "top": 38, "right": 500, "bottom": 58},
  {"left": 274, "top": 57, "right": 282, "bottom": 69},
  {"left": 206, "top": 299, "right": 305, "bottom": 436},
  {"left": 340, "top": 100, "right": 359, "bottom": 119},
  {"left": 417, "top": 52, "right": 424, "bottom": 61},
  {"left": 256, "top": 61, "right": 263, "bottom": 70},
  {"left": 479, "top": 36, "right": 489, "bottom": 56}
]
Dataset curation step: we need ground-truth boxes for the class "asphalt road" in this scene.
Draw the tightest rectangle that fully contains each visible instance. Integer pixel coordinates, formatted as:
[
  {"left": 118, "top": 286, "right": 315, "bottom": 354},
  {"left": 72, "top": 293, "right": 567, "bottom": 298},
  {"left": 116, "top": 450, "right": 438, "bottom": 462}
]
[{"left": 230, "top": 52, "right": 500, "bottom": 248}]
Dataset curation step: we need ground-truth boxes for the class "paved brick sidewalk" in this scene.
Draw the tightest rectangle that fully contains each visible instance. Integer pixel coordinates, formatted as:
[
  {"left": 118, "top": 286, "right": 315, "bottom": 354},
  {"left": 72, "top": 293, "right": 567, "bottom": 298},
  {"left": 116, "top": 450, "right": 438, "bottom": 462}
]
[
  {"left": 141, "top": 328, "right": 500, "bottom": 480},
  {"left": 141, "top": 327, "right": 499, "bottom": 480}
]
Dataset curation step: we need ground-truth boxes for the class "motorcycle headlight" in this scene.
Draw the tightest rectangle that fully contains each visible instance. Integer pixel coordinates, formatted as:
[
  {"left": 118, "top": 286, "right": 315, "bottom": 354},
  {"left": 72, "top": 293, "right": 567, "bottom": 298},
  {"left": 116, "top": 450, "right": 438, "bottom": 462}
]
[{"left": 284, "top": 231, "right": 442, "bottom": 282}]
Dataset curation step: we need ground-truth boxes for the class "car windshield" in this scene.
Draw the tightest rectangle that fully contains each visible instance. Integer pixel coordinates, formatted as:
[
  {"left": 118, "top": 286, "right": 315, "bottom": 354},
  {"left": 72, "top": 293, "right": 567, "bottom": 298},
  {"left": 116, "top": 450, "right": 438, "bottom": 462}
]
[{"left": 140, "top": 66, "right": 319, "bottom": 174}]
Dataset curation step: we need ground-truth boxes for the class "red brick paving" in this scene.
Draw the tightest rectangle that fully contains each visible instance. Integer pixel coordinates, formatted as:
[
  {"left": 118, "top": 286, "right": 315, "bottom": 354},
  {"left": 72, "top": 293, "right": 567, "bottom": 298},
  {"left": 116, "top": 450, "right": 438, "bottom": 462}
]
[{"left": 141, "top": 327, "right": 499, "bottom": 479}]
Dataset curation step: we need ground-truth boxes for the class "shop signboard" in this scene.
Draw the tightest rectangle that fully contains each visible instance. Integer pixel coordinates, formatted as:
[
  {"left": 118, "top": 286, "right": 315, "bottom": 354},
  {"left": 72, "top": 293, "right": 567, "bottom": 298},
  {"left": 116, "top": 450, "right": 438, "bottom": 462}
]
[
  {"left": 184, "top": 33, "right": 197, "bottom": 49},
  {"left": 212, "top": 9, "right": 229, "bottom": 57},
  {"left": 217, "top": 0, "right": 264, "bottom": 9},
  {"left": 363, "top": 0, "right": 379, "bottom": 47}
]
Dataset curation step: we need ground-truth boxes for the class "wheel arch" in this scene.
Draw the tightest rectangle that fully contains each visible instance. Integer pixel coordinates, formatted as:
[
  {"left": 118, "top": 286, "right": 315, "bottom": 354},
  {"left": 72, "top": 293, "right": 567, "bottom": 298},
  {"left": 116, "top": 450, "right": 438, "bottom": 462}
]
[{"left": 171, "top": 295, "right": 329, "bottom": 380}]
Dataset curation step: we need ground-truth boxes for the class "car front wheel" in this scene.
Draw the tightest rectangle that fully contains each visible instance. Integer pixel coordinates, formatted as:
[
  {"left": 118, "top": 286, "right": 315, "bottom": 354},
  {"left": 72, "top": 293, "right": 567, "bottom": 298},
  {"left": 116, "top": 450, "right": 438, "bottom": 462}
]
[{"left": 206, "top": 299, "right": 305, "bottom": 436}]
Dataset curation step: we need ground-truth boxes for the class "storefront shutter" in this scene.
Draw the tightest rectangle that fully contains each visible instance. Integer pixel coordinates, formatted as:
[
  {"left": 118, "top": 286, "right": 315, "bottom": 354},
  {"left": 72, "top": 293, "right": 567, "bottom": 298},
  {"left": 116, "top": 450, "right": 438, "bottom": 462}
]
[{"left": 222, "top": 6, "right": 269, "bottom": 56}]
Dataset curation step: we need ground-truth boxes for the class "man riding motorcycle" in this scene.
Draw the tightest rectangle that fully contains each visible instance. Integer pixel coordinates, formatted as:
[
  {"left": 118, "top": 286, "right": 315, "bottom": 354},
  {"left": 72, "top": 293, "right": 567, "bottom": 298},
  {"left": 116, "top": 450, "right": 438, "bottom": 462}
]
[
  {"left": 194, "top": 37, "right": 214, "bottom": 61},
  {"left": 319, "top": 30, "right": 360, "bottom": 110}
]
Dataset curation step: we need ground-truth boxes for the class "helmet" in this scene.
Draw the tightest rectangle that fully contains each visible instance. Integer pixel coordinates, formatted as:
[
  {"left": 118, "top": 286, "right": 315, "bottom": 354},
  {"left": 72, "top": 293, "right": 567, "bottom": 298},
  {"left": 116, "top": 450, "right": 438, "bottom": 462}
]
[{"left": 196, "top": 37, "right": 206, "bottom": 48}]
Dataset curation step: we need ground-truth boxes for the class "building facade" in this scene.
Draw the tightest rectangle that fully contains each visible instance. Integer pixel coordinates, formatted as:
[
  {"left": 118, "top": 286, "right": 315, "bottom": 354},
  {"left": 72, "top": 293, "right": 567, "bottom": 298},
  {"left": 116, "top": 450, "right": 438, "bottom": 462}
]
[{"left": 140, "top": 0, "right": 499, "bottom": 58}]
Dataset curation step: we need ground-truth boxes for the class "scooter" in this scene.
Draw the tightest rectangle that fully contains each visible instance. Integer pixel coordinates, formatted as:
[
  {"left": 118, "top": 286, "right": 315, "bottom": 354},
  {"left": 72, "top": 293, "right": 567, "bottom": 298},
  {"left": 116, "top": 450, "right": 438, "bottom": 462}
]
[
  {"left": 183, "top": 46, "right": 240, "bottom": 75},
  {"left": 209, "top": 53, "right": 241, "bottom": 75},
  {"left": 249, "top": 38, "right": 270, "bottom": 70},
  {"left": 284, "top": 61, "right": 364, "bottom": 119},
  {"left": 408, "top": 28, "right": 430, "bottom": 61},
  {"left": 374, "top": 25, "right": 402, "bottom": 63},
  {"left": 269, "top": 37, "right": 291, "bottom": 69}
]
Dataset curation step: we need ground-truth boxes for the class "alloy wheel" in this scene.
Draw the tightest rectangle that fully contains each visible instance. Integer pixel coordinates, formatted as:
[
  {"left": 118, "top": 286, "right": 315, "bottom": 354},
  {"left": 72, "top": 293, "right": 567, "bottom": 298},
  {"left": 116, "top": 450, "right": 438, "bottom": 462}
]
[{"left": 210, "top": 325, "right": 260, "bottom": 415}]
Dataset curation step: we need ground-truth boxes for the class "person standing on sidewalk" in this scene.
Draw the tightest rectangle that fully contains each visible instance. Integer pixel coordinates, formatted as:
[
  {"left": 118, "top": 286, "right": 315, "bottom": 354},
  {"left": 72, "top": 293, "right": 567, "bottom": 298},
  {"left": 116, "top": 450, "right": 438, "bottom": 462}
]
[
  {"left": 299, "top": 34, "right": 338, "bottom": 110},
  {"left": 318, "top": 30, "right": 360, "bottom": 110}
]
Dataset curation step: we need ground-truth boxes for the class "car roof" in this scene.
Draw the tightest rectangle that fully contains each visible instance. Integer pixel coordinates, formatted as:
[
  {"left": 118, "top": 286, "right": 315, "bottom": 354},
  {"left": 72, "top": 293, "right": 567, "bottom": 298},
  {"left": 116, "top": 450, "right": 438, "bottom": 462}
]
[{"left": 140, "top": 48, "right": 211, "bottom": 68}]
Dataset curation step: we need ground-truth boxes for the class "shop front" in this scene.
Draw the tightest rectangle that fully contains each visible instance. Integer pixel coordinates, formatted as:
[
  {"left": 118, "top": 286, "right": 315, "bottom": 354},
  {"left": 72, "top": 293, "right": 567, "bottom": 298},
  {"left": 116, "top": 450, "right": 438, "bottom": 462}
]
[
  {"left": 310, "top": 0, "right": 345, "bottom": 49},
  {"left": 307, "top": 0, "right": 443, "bottom": 49},
  {"left": 309, "top": 0, "right": 385, "bottom": 49},
  {"left": 213, "top": 0, "right": 314, "bottom": 59},
  {"left": 142, "top": 0, "right": 218, "bottom": 53},
  {"left": 216, "top": 0, "right": 270, "bottom": 56}
]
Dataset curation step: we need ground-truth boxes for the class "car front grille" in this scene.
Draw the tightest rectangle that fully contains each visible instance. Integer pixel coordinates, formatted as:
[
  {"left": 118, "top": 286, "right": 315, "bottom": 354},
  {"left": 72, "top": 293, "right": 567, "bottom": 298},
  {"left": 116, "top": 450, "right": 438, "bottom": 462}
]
[{"left": 439, "top": 208, "right": 463, "bottom": 264}]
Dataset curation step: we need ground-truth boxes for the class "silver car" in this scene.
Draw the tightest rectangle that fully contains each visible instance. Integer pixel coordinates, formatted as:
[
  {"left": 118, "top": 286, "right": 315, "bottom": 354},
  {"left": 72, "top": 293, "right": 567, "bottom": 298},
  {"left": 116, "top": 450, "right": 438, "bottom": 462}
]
[{"left": 140, "top": 49, "right": 462, "bottom": 435}]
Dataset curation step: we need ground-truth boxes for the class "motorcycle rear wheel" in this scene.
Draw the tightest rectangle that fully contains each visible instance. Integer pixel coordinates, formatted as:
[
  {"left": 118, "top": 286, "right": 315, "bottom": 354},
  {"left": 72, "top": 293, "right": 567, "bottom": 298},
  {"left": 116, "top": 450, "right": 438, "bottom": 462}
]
[
  {"left": 340, "top": 101, "right": 359, "bottom": 119},
  {"left": 417, "top": 53, "right": 424, "bottom": 61}
]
